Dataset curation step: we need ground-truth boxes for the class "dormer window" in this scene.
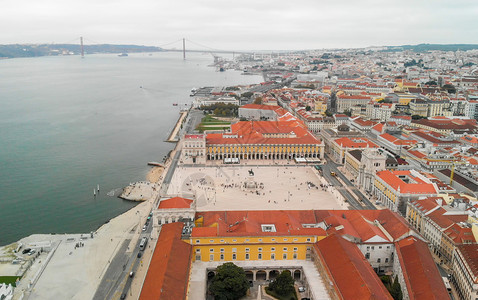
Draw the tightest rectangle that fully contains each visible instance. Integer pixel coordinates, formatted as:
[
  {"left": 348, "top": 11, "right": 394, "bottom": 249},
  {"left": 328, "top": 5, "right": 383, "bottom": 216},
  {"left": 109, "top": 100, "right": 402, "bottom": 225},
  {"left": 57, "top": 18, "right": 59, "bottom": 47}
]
[{"left": 261, "top": 224, "right": 276, "bottom": 232}]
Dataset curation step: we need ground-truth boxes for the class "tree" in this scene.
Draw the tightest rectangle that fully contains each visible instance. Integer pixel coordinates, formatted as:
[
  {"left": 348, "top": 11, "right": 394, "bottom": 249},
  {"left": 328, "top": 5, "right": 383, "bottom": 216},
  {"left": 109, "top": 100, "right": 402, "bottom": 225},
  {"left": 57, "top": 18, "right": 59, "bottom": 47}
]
[
  {"left": 325, "top": 109, "right": 333, "bottom": 117},
  {"left": 305, "top": 105, "right": 312, "bottom": 111},
  {"left": 253, "top": 97, "right": 263, "bottom": 105},
  {"left": 343, "top": 109, "right": 352, "bottom": 117},
  {"left": 209, "top": 263, "right": 249, "bottom": 300},
  {"left": 390, "top": 276, "right": 403, "bottom": 300},
  {"left": 268, "top": 270, "right": 295, "bottom": 296},
  {"left": 443, "top": 83, "right": 456, "bottom": 94}
]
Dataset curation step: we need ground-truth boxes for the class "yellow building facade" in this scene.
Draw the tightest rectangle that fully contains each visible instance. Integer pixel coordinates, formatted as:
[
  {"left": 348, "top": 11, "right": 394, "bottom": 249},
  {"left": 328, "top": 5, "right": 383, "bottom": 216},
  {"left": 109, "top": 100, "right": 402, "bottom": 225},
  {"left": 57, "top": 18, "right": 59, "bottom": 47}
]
[{"left": 188, "top": 235, "right": 324, "bottom": 262}]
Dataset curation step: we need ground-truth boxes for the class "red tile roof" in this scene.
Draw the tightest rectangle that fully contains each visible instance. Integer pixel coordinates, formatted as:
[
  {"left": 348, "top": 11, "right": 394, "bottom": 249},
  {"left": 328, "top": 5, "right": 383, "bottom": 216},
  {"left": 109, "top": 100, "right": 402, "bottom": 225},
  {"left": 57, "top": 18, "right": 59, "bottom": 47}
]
[
  {"left": 241, "top": 104, "right": 281, "bottom": 110},
  {"left": 456, "top": 244, "right": 478, "bottom": 280},
  {"left": 443, "top": 223, "right": 476, "bottom": 244},
  {"left": 158, "top": 197, "right": 194, "bottom": 209},
  {"left": 375, "top": 170, "right": 438, "bottom": 194},
  {"left": 395, "top": 237, "right": 449, "bottom": 300},
  {"left": 333, "top": 137, "right": 379, "bottom": 149},
  {"left": 427, "top": 208, "right": 454, "bottom": 229},
  {"left": 206, "top": 120, "right": 321, "bottom": 146},
  {"left": 314, "top": 234, "right": 393, "bottom": 300},
  {"left": 192, "top": 210, "right": 326, "bottom": 238},
  {"left": 139, "top": 223, "right": 192, "bottom": 300}
]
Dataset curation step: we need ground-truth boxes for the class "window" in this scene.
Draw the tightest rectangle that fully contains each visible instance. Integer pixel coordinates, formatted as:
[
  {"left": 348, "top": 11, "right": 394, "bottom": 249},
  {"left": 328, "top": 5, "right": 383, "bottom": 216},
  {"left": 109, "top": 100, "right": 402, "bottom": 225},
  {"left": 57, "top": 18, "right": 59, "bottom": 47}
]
[
  {"left": 365, "top": 253, "right": 370, "bottom": 259},
  {"left": 232, "top": 253, "right": 236, "bottom": 260},
  {"left": 385, "top": 258, "right": 389, "bottom": 263},
  {"left": 232, "top": 248, "right": 237, "bottom": 252},
  {"left": 306, "top": 238, "right": 311, "bottom": 242},
  {"left": 209, "top": 240, "right": 214, "bottom": 243},
  {"left": 271, "top": 238, "right": 276, "bottom": 242},
  {"left": 245, "top": 248, "right": 250, "bottom": 252},
  {"left": 220, "top": 254, "right": 224, "bottom": 260},
  {"left": 209, "top": 254, "right": 214, "bottom": 261},
  {"left": 271, "top": 247, "right": 275, "bottom": 251},
  {"left": 293, "top": 253, "right": 298, "bottom": 259},
  {"left": 232, "top": 239, "right": 237, "bottom": 242},
  {"left": 220, "top": 239, "right": 224, "bottom": 243},
  {"left": 196, "top": 240, "right": 200, "bottom": 244},
  {"left": 245, "top": 239, "right": 250, "bottom": 242},
  {"left": 258, "top": 239, "right": 262, "bottom": 242},
  {"left": 387, "top": 246, "right": 390, "bottom": 249},
  {"left": 245, "top": 253, "right": 249, "bottom": 260},
  {"left": 220, "top": 248, "right": 224, "bottom": 253},
  {"left": 293, "top": 247, "right": 298, "bottom": 252},
  {"left": 283, "top": 253, "right": 287, "bottom": 259},
  {"left": 377, "top": 258, "right": 381, "bottom": 263},
  {"left": 293, "top": 238, "right": 298, "bottom": 242},
  {"left": 271, "top": 254, "right": 275, "bottom": 260},
  {"left": 258, "top": 253, "right": 262, "bottom": 260},
  {"left": 196, "top": 249, "right": 201, "bottom": 253},
  {"left": 371, "top": 246, "right": 375, "bottom": 250},
  {"left": 379, "top": 246, "right": 382, "bottom": 249},
  {"left": 261, "top": 224, "right": 277, "bottom": 232},
  {"left": 283, "top": 238, "right": 288, "bottom": 242},
  {"left": 209, "top": 248, "right": 214, "bottom": 252},
  {"left": 283, "top": 247, "right": 288, "bottom": 252},
  {"left": 258, "top": 248, "right": 262, "bottom": 252}
]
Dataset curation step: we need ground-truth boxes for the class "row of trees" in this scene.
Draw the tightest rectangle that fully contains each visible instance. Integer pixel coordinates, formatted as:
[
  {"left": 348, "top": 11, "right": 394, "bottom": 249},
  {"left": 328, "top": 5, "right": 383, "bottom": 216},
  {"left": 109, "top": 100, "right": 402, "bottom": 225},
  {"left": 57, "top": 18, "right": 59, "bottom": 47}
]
[
  {"left": 209, "top": 263, "right": 297, "bottom": 300},
  {"left": 200, "top": 103, "right": 239, "bottom": 117}
]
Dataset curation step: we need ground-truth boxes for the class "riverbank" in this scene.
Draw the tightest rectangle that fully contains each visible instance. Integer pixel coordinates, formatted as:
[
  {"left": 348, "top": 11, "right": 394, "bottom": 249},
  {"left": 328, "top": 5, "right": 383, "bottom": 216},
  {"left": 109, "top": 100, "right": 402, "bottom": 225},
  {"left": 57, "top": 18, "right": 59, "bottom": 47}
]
[
  {"left": 166, "top": 110, "right": 188, "bottom": 142},
  {"left": 146, "top": 166, "right": 164, "bottom": 183},
  {"left": 0, "top": 142, "right": 179, "bottom": 299}
]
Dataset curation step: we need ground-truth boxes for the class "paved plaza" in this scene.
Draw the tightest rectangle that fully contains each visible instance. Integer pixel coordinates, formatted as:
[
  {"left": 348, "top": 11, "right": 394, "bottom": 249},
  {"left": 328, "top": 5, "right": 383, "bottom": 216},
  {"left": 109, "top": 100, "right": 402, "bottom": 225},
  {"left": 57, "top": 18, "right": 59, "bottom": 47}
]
[{"left": 167, "top": 164, "right": 345, "bottom": 211}]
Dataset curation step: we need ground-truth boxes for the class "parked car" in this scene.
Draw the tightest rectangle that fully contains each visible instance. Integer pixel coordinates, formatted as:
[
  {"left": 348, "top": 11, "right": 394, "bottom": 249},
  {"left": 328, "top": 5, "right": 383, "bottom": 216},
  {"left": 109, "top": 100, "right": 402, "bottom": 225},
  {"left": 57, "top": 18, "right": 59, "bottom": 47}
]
[
  {"left": 137, "top": 252, "right": 142, "bottom": 258},
  {"left": 298, "top": 286, "right": 306, "bottom": 292},
  {"left": 129, "top": 271, "right": 134, "bottom": 278}
]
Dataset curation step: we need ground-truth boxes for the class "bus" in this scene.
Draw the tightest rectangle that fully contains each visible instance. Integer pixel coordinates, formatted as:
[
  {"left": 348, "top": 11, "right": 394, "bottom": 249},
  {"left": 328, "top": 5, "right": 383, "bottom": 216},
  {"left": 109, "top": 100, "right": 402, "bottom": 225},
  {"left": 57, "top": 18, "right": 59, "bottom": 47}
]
[
  {"left": 442, "top": 276, "right": 452, "bottom": 292},
  {"left": 139, "top": 237, "right": 148, "bottom": 251}
]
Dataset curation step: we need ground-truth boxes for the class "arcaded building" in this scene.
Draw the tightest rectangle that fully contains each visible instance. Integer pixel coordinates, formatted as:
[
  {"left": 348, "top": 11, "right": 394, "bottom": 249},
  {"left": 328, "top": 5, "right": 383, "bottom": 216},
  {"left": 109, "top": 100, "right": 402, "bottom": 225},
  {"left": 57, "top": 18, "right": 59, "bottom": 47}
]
[{"left": 205, "top": 119, "right": 324, "bottom": 161}]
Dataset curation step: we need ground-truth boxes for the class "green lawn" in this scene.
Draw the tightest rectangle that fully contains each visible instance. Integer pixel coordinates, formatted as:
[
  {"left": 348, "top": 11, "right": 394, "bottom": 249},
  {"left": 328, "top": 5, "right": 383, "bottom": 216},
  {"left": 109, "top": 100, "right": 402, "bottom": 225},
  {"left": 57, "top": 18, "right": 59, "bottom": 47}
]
[
  {"left": 196, "top": 126, "right": 230, "bottom": 132},
  {"left": 265, "top": 287, "right": 298, "bottom": 300},
  {"left": 0, "top": 276, "right": 21, "bottom": 287},
  {"left": 201, "top": 115, "right": 230, "bottom": 125}
]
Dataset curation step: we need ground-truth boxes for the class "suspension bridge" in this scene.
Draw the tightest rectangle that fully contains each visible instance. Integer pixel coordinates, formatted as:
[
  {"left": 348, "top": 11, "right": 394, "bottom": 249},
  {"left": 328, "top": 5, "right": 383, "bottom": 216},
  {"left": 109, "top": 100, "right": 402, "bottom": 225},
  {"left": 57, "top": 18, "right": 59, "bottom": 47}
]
[{"left": 72, "top": 36, "right": 282, "bottom": 60}]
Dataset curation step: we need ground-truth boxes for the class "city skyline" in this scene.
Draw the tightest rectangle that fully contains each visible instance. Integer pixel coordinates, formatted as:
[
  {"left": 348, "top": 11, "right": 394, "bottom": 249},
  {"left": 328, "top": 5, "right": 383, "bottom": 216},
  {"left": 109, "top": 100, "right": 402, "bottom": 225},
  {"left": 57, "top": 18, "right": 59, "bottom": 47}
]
[{"left": 1, "top": 0, "right": 477, "bottom": 50}]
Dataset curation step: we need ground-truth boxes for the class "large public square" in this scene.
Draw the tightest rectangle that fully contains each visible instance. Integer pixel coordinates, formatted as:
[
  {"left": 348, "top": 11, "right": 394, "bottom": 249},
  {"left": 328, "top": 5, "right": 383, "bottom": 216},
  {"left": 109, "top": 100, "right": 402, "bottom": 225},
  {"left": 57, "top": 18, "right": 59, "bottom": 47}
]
[{"left": 167, "top": 163, "right": 345, "bottom": 211}]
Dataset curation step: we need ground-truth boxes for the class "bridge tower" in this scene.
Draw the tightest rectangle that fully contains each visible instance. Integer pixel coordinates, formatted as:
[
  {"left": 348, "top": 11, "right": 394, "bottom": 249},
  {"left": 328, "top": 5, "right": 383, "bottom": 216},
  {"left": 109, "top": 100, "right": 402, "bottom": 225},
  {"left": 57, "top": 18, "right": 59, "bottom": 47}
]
[
  {"left": 80, "top": 36, "right": 84, "bottom": 58},
  {"left": 183, "top": 38, "right": 186, "bottom": 60}
]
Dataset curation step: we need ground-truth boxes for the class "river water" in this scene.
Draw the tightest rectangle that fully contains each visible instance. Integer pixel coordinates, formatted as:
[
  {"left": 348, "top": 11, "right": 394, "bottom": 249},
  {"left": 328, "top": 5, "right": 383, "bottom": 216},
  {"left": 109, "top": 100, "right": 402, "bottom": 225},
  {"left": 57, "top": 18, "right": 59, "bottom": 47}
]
[{"left": 0, "top": 52, "right": 262, "bottom": 245}]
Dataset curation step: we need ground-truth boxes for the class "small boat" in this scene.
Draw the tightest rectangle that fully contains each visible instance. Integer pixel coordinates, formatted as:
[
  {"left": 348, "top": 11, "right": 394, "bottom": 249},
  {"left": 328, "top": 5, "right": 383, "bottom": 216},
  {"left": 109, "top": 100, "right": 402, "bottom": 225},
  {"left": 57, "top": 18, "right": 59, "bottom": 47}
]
[
  {"left": 93, "top": 189, "right": 96, "bottom": 196},
  {"left": 97, "top": 184, "right": 100, "bottom": 192},
  {"left": 173, "top": 103, "right": 178, "bottom": 106},
  {"left": 118, "top": 53, "right": 128, "bottom": 57}
]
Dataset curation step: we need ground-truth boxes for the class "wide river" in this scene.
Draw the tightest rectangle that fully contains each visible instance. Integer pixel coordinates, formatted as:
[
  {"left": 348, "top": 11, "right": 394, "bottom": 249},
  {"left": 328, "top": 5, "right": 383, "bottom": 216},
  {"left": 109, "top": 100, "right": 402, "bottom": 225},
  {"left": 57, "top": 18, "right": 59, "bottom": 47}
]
[{"left": 0, "top": 52, "right": 262, "bottom": 245}]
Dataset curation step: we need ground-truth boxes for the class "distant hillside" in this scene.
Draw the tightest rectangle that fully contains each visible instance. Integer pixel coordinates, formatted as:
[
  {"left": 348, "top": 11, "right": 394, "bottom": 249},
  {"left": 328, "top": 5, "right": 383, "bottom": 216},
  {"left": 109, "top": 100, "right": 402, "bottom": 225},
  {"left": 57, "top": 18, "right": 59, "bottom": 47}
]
[
  {"left": 384, "top": 44, "right": 478, "bottom": 52},
  {"left": 0, "top": 44, "right": 163, "bottom": 58}
]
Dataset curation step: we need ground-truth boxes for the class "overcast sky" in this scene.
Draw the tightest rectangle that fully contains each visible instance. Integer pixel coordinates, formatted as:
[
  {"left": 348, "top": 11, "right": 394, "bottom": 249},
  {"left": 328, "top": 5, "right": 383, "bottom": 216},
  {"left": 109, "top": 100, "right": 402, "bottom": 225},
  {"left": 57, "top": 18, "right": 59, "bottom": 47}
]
[{"left": 1, "top": 0, "right": 477, "bottom": 50}]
